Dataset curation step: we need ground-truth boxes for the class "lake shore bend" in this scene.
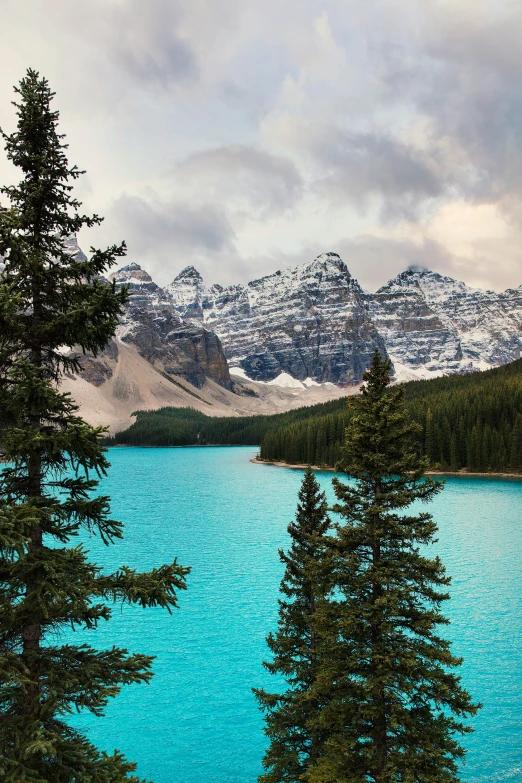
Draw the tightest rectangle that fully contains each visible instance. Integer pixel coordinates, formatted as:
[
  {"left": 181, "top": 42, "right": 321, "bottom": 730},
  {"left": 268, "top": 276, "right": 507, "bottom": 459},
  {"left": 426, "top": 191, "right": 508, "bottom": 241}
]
[{"left": 250, "top": 457, "right": 522, "bottom": 479}]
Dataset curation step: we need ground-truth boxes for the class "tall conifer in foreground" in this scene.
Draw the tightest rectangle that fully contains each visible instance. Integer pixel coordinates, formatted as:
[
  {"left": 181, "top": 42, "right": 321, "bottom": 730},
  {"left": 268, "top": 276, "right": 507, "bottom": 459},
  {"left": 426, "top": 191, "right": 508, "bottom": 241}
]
[
  {"left": 309, "top": 351, "right": 479, "bottom": 783},
  {"left": 0, "top": 70, "right": 189, "bottom": 782},
  {"left": 254, "top": 467, "right": 332, "bottom": 783}
]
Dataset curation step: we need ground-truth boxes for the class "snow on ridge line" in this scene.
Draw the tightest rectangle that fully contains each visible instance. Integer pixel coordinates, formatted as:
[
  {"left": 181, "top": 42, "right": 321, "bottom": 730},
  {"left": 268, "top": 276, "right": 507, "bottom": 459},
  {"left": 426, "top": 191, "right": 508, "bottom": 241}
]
[
  {"left": 267, "top": 372, "right": 306, "bottom": 389},
  {"left": 229, "top": 367, "right": 251, "bottom": 380},
  {"left": 230, "top": 368, "right": 340, "bottom": 391},
  {"left": 230, "top": 368, "right": 305, "bottom": 388},
  {"left": 390, "top": 358, "right": 445, "bottom": 383}
]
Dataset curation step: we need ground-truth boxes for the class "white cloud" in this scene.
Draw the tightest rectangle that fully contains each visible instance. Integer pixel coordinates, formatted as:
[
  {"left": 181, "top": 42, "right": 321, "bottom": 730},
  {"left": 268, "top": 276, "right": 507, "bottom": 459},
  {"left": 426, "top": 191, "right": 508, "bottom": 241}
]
[{"left": 0, "top": 0, "right": 522, "bottom": 292}]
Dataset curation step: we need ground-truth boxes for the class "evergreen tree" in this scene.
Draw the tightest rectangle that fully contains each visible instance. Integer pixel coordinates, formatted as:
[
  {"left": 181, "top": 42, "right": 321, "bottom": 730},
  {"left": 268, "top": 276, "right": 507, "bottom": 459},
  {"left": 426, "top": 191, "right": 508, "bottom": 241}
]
[
  {"left": 469, "top": 425, "right": 481, "bottom": 471},
  {"left": 510, "top": 413, "right": 522, "bottom": 468},
  {"left": 478, "top": 424, "right": 486, "bottom": 471},
  {"left": 309, "top": 351, "right": 479, "bottom": 783},
  {"left": 424, "top": 407, "right": 434, "bottom": 464},
  {"left": 450, "top": 432, "right": 458, "bottom": 472},
  {"left": 315, "top": 427, "right": 327, "bottom": 466},
  {"left": 0, "top": 70, "right": 189, "bottom": 782},
  {"left": 254, "top": 467, "right": 332, "bottom": 783},
  {"left": 440, "top": 416, "right": 452, "bottom": 468}
]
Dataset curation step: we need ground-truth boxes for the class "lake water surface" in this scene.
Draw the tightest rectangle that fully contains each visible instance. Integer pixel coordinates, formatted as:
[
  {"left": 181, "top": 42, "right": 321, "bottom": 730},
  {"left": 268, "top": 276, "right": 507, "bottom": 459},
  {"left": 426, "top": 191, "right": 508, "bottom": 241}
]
[{"left": 71, "top": 446, "right": 522, "bottom": 783}]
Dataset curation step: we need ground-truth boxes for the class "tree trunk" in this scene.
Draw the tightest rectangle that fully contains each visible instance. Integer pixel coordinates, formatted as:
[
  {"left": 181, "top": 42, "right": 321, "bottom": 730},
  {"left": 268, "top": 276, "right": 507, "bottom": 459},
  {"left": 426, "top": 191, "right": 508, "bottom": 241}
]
[
  {"left": 371, "top": 480, "right": 387, "bottom": 783},
  {"left": 23, "top": 282, "right": 43, "bottom": 674},
  {"left": 310, "top": 590, "right": 318, "bottom": 763}
]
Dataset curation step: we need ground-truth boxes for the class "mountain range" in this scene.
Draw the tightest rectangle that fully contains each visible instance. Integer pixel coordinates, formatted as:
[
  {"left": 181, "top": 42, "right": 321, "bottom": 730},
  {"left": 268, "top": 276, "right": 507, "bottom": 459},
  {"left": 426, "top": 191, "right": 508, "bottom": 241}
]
[
  {"left": 54, "top": 242, "right": 522, "bottom": 430},
  {"left": 167, "top": 252, "right": 522, "bottom": 383}
]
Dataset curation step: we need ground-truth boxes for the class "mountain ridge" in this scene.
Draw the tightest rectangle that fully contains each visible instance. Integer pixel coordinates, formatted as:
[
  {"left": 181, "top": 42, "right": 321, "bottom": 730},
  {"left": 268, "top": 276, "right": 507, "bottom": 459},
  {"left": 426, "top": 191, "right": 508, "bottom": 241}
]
[{"left": 164, "top": 253, "right": 522, "bottom": 383}]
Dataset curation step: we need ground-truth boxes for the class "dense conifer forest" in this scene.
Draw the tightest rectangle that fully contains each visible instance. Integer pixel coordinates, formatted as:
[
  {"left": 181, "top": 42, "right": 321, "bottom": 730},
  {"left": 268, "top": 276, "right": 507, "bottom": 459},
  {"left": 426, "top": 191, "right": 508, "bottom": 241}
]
[
  {"left": 107, "top": 397, "right": 350, "bottom": 448},
  {"left": 261, "top": 358, "right": 522, "bottom": 472},
  {"left": 110, "top": 358, "right": 522, "bottom": 473}
]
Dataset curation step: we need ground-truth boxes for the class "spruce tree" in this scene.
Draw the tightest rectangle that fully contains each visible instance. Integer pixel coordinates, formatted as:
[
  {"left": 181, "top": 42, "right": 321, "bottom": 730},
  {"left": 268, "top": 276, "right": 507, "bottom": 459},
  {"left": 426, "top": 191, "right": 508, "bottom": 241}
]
[
  {"left": 309, "top": 351, "right": 479, "bottom": 783},
  {"left": 424, "top": 407, "right": 434, "bottom": 464},
  {"left": 510, "top": 413, "right": 522, "bottom": 469},
  {"left": 0, "top": 70, "right": 189, "bottom": 782},
  {"left": 254, "top": 467, "right": 332, "bottom": 783}
]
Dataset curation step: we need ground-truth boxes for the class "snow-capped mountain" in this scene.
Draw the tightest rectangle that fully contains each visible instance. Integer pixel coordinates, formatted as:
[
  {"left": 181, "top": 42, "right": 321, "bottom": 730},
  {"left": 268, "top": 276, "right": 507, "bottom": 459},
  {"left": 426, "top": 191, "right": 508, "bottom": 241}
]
[
  {"left": 75, "top": 261, "right": 232, "bottom": 392},
  {"left": 165, "top": 255, "right": 522, "bottom": 383},
  {"left": 167, "top": 253, "right": 386, "bottom": 384},
  {"left": 106, "top": 263, "right": 232, "bottom": 390},
  {"left": 64, "top": 258, "right": 352, "bottom": 432},
  {"left": 370, "top": 266, "right": 522, "bottom": 380}
]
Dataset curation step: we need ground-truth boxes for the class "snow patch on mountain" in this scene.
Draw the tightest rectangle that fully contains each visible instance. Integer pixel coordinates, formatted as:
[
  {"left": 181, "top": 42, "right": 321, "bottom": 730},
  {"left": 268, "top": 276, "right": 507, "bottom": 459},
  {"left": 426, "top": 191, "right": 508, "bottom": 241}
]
[
  {"left": 267, "top": 372, "right": 306, "bottom": 389},
  {"left": 388, "top": 357, "right": 445, "bottom": 383}
]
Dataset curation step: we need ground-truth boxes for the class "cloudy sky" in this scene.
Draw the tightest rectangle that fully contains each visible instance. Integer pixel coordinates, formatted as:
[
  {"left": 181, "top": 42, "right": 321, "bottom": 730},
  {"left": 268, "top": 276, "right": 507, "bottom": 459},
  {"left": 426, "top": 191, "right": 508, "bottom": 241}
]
[{"left": 1, "top": 0, "right": 521, "bottom": 291}]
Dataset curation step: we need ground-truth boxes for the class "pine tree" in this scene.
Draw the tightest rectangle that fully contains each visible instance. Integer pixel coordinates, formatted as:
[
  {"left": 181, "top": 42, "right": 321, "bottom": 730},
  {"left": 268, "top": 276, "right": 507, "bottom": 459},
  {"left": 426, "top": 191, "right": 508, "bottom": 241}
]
[
  {"left": 450, "top": 432, "right": 458, "bottom": 471},
  {"left": 309, "top": 351, "right": 479, "bottom": 783},
  {"left": 0, "top": 70, "right": 189, "bottom": 782},
  {"left": 441, "top": 415, "right": 452, "bottom": 468},
  {"left": 314, "top": 427, "right": 327, "bottom": 466},
  {"left": 510, "top": 413, "right": 522, "bottom": 468},
  {"left": 469, "top": 424, "right": 481, "bottom": 471},
  {"left": 424, "top": 407, "right": 434, "bottom": 464},
  {"left": 254, "top": 467, "right": 332, "bottom": 783}
]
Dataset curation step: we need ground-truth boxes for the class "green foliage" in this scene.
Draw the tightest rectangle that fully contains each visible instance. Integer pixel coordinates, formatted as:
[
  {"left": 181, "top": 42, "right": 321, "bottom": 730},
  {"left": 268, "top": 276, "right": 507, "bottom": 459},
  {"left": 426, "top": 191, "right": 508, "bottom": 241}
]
[
  {"left": 260, "top": 358, "right": 522, "bottom": 473},
  {"left": 310, "top": 352, "right": 479, "bottom": 781},
  {"left": 107, "top": 398, "right": 351, "bottom": 449},
  {"left": 115, "top": 359, "right": 522, "bottom": 475},
  {"left": 260, "top": 353, "right": 479, "bottom": 782},
  {"left": 254, "top": 468, "right": 333, "bottom": 782},
  {"left": 0, "top": 70, "right": 188, "bottom": 782}
]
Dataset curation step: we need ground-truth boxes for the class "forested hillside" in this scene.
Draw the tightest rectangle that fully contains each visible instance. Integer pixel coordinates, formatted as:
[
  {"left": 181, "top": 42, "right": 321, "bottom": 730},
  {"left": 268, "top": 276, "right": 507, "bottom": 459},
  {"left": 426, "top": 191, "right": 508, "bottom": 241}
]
[
  {"left": 107, "top": 397, "right": 350, "bottom": 448},
  {"left": 110, "top": 358, "right": 522, "bottom": 473},
  {"left": 260, "top": 359, "right": 522, "bottom": 472}
]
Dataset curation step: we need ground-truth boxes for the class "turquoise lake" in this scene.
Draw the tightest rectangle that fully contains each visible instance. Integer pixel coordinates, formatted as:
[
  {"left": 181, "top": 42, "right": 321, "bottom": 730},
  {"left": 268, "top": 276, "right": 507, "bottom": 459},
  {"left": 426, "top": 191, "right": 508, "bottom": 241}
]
[{"left": 70, "top": 446, "right": 522, "bottom": 783}]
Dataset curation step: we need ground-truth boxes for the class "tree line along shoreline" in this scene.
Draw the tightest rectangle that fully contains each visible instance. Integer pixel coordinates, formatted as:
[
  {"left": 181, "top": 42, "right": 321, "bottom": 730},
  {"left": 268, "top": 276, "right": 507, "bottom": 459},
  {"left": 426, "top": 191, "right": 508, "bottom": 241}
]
[
  {"left": 109, "top": 357, "right": 522, "bottom": 475},
  {"left": 251, "top": 457, "right": 522, "bottom": 480}
]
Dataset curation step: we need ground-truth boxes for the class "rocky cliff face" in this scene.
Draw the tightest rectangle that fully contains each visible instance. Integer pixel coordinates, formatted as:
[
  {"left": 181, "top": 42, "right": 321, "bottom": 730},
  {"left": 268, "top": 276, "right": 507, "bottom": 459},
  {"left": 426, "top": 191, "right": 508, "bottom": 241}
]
[
  {"left": 166, "top": 256, "right": 522, "bottom": 383},
  {"left": 167, "top": 253, "right": 386, "bottom": 383},
  {"left": 106, "top": 263, "right": 231, "bottom": 390},
  {"left": 370, "top": 266, "right": 522, "bottom": 378}
]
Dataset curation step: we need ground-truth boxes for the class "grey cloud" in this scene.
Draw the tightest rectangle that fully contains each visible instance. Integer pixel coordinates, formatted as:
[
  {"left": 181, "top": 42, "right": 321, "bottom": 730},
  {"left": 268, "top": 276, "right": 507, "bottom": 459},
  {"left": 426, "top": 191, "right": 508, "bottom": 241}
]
[
  {"left": 426, "top": 30, "right": 522, "bottom": 199},
  {"left": 108, "top": 0, "right": 196, "bottom": 88},
  {"left": 285, "top": 0, "right": 522, "bottom": 230},
  {"left": 335, "top": 232, "right": 522, "bottom": 294},
  {"left": 175, "top": 145, "right": 303, "bottom": 218},
  {"left": 335, "top": 235, "right": 456, "bottom": 290},
  {"left": 370, "top": 3, "right": 522, "bottom": 209},
  {"left": 307, "top": 127, "right": 443, "bottom": 220},
  {"left": 5, "top": 0, "right": 522, "bottom": 294},
  {"left": 246, "top": 235, "right": 455, "bottom": 292},
  {"left": 1, "top": 0, "right": 198, "bottom": 95},
  {"left": 108, "top": 194, "right": 235, "bottom": 280}
]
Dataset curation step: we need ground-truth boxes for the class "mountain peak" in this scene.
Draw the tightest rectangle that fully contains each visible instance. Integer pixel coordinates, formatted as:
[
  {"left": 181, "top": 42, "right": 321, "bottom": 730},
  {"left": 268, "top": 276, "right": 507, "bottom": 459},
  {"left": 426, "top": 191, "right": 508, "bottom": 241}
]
[
  {"left": 383, "top": 265, "right": 453, "bottom": 291},
  {"left": 315, "top": 251, "right": 342, "bottom": 262},
  {"left": 111, "top": 262, "right": 152, "bottom": 283},
  {"left": 404, "top": 263, "right": 430, "bottom": 275},
  {"left": 111, "top": 263, "right": 155, "bottom": 285},
  {"left": 173, "top": 265, "right": 203, "bottom": 283},
  {"left": 311, "top": 252, "right": 349, "bottom": 274}
]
